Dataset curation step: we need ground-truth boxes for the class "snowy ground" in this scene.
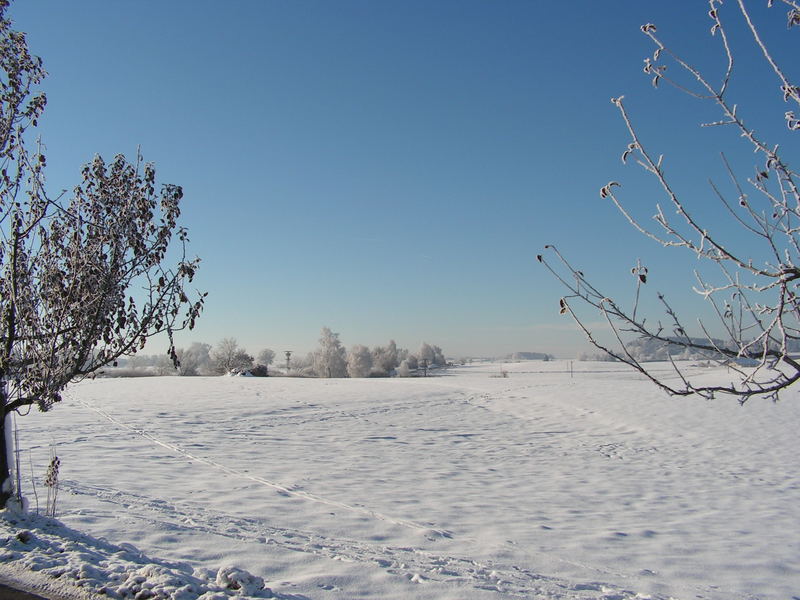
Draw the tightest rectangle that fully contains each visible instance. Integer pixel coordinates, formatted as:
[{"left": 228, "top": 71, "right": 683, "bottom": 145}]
[{"left": 2, "top": 360, "right": 799, "bottom": 599}]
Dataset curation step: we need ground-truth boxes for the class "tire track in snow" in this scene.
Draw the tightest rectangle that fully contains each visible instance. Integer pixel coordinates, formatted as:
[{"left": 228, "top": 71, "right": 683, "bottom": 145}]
[{"left": 72, "top": 396, "right": 450, "bottom": 538}]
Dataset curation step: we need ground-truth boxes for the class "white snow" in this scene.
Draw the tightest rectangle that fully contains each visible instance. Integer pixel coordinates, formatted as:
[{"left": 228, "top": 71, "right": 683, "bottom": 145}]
[{"left": 2, "top": 360, "right": 799, "bottom": 599}]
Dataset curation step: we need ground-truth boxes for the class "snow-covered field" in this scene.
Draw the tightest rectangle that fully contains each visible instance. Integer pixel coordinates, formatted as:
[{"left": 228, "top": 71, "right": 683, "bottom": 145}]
[{"left": 2, "top": 360, "right": 799, "bottom": 599}]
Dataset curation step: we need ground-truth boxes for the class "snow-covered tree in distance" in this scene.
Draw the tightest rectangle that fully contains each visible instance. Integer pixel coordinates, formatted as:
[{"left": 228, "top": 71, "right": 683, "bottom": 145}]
[
  {"left": 211, "top": 338, "right": 253, "bottom": 375},
  {"left": 541, "top": 1, "right": 800, "bottom": 402},
  {"left": 396, "top": 359, "right": 413, "bottom": 378},
  {"left": 371, "top": 340, "right": 399, "bottom": 375},
  {"left": 177, "top": 342, "right": 212, "bottom": 376},
  {"left": 253, "top": 348, "right": 275, "bottom": 376},
  {"left": 0, "top": 2, "right": 204, "bottom": 508},
  {"left": 418, "top": 343, "right": 435, "bottom": 366},
  {"left": 231, "top": 351, "right": 254, "bottom": 373},
  {"left": 432, "top": 345, "right": 446, "bottom": 366},
  {"left": 313, "top": 327, "right": 347, "bottom": 378},
  {"left": 257, "top": 349, "right": 275, "bottom": 367},
  {"left": 288, "top": 352, "right": 314, "bottom": 376},
  {"left": 418, "top": 343, "right": 446, "bottom": 367},
  {"left": 347, "top": 344, "right": 373, "bottom": 378}
]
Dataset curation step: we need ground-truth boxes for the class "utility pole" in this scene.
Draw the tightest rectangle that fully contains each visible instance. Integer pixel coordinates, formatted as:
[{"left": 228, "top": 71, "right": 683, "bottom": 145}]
[{"left": 284, "top": 350, "right": 292, "bottom": 373}]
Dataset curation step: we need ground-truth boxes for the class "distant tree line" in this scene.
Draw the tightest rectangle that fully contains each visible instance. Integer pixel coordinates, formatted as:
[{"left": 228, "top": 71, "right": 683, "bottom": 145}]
[
  {"left": 577, "top": 335, "right": 800, "bottom": 363},
  {"left": 104, "top": 327, "right": 447, "bottom": 378},
  {"left": 504, "top": 352, "right": 553, "bottom": 361}
]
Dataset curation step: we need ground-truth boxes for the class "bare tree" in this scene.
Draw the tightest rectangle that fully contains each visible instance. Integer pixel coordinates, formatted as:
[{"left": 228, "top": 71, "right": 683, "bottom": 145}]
[
  {"left": 211, "top": 338, "right": 238, "bottom": 374},
  {"left": 231, "top": 350, "right": 254, "bottom": 373},
  {"left": 211, "top": 338, "right": 253, "bottom": 374},
  {"left": 540, "top": 0, "right": 800, "bottom": 402},
  {"left": 0, "top": 3, "right": 204, "bottom": 506}
]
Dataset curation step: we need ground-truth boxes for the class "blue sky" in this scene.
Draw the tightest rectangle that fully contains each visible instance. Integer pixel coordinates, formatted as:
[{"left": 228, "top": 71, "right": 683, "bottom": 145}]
[{"left": 10, "top": 1, "right": 798, "bottom": 357}]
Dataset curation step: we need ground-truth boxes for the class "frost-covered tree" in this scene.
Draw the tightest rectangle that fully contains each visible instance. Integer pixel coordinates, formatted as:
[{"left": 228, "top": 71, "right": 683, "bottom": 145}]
[
  {"left": 211, "top": 338, "right": 237, "bottom": 374},
  {"left": 211, "top": 338, "right": 252, "bottom": 374},
  {"left": 313, "top": 327, "right": 347, "bottom": 378},
  {"left": 541, "top": 1, "right": 800, "bottom": 401},
  {"left": 177, "top": 342, "right": 211, "bottom": 376},
  {"left": 397, "top": 347, "right": 409, "bottom": 363},
  {"left": 231, "top": 350, "right": 254, "bottom": 373},
  {"left": 257, "top": 348, "right": 275, "bottom": 367},
  {"left": 396, "top": 359, "right": 413, "bottom": 377},
  {"left": 417, "top": 342, "right": 446, "bottom": 367},
  {"left": 155, "top": 354, "right": 178, "bottom": 376},
  {"left": 288, "top": 351, "right": 314, "bottom": 376},
  {"left": 0, "top": 3, "right": 204, "bottom": 507},
  {"left": 347, "top": 344, "right": 373, "bottom": 378},
  {"left": 417, "top": 343, "right": 435, "bottom": 365},
  {"left": 253, "top": 348, "right": 275, "bottom": 376},
  {"left": 371, "top": 340, "right": 399, "bottom": 375},
  {"left": 432, "top": 345, "right": 446, "bottom": 366}
]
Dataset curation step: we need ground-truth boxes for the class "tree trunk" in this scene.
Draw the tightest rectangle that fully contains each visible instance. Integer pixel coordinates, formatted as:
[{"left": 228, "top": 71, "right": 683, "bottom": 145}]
[{"left": 0, "top": 384, "right": 11, "bottom": 508}]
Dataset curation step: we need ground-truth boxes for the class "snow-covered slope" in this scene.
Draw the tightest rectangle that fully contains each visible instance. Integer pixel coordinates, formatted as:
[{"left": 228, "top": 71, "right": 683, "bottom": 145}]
[{"left": 2, "top": 361, "right": 799, "bottom": 599}]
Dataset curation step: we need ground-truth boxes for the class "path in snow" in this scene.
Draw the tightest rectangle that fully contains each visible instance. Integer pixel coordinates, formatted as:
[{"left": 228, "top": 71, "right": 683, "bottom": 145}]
[{"left": 9, "top": 361, "right": 800, "bottom": 599}]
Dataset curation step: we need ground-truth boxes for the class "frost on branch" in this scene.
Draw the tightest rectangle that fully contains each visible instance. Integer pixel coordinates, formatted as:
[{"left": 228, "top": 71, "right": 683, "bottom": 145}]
[{"left": 541, "top": 0, "right": 800, "bottom": 402}]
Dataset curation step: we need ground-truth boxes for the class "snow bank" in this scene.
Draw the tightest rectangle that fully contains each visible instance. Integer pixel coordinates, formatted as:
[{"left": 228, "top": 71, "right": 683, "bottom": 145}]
[{"left": 0, "top": 508, "right": 274, "bottom": 599}]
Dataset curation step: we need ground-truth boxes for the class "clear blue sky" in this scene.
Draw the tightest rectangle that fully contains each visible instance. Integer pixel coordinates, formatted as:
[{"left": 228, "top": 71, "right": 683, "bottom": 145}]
[{"left": 10, "top": 1, "right": 797, "bottom": 357}]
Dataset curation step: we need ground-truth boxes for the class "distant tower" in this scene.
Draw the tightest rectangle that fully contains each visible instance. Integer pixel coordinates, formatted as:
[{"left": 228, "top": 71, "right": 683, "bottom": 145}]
[{"left": 284, "top": 350, "right": 292, "bottom": 373}]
